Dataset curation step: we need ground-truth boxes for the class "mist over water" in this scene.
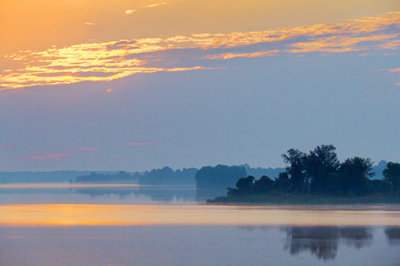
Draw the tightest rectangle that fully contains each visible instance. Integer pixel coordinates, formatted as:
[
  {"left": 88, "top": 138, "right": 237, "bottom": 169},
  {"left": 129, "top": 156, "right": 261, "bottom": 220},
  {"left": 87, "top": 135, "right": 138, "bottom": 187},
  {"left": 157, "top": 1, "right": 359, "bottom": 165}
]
[{"left": 1, "top": 184, "right": 400, "bottom": 265}]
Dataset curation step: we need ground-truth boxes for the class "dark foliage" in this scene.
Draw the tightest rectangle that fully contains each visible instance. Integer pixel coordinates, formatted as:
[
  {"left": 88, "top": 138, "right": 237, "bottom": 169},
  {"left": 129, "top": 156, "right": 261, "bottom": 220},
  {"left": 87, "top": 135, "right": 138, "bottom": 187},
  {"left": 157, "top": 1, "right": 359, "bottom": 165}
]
[
  {"left": 226, "top": 145, "right": 397, "bottom": 198},
  {"left": 383, "top": 162, "right": 400, "bottom": 195}
]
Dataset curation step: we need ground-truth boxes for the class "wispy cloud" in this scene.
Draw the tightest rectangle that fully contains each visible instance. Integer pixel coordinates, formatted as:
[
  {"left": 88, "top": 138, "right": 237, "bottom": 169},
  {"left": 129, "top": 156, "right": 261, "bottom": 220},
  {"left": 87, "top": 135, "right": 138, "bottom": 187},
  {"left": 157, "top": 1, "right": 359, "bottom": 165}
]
[
  {"left": 390, "top": 68, "right": 400, "bottom": 72},
  {"left": 206, "top": 50, "right": 279, "bottom": 60},
  {"left": 75, "top": 147, "right": 99, "bottom": 152},
  {"left": 126, "top": 142, "right": 156, "bottom": 146},
  {"left": 1, "top": 11, "right": 400, "bottom": 91},
  {"left": 0, "top": 143, "right": 17, "bottom": 150},
  {"left": 124, "top": 9, "right": 136, "bottom": 15},
  {"left": 143, "top": 2, "right": 166, "bottom": 8},
  {"left": 125, "top": 2, "right": 165, "bottom": 15},
  {"left": 26, "top": 152, "right": 71, "bottom": 161}
]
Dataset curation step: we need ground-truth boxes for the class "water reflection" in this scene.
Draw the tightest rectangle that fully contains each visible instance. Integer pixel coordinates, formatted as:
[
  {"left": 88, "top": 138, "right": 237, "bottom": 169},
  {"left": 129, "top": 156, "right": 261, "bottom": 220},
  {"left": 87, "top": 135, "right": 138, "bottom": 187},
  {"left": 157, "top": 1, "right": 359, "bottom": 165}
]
[
  {"left": 2, "top": 184, "right": 400, "bottom": 265},
  {"left": 340, "top": 227, "right": 373, "bottom": 248},
  {"left": 0, "top": 183, "right": 197, "bottom": 204},
  {"left": 284, "top": 227, "right": 339, "bottom": 260},
  {"left": 385, "top": 227, "right": 400, "bottom": 245},
  {"left": 283, "top": 226, "right": 372, "bottom": 260},
  {"left": 74, "top": 185, "right": 196, "bottom": 202},
  {"left": 1, "top": 226, "right": 399, "bottom": 266}
]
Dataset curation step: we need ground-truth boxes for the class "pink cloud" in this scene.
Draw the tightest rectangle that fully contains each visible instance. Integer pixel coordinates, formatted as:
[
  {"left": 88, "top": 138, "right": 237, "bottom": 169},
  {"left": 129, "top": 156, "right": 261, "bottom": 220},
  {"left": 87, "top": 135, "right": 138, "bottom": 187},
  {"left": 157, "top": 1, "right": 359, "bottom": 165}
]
[
  {"left": 75, "top": 147, "right": 99, "bottom": 152},
  {"left": 126, "top": 142, "right": 156, "bottom": 146},
  {"left": 395, "top": 83, "right": 400, "bottom": 86},
  {"left": 26, "top": 152, "right": 71, "bottom": 161},
  {"left": 0, "top": 142, "right": 17, "bottom": 150}
]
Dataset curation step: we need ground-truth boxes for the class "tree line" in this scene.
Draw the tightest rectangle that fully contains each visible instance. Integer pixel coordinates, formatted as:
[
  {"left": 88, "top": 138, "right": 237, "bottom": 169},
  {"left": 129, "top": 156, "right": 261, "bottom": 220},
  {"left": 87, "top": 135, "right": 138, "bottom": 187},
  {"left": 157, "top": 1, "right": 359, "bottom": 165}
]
[{"left": 228, "top": 145, "right": 400, "bottom": 197}]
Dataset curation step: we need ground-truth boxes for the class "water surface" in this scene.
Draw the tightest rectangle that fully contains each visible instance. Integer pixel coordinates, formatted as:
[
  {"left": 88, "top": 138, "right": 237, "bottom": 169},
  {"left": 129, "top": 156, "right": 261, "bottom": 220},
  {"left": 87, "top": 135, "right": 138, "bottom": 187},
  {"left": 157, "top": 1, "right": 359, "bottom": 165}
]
[{"left": 1, "top": 183, "right": 400, "bottom": 265}]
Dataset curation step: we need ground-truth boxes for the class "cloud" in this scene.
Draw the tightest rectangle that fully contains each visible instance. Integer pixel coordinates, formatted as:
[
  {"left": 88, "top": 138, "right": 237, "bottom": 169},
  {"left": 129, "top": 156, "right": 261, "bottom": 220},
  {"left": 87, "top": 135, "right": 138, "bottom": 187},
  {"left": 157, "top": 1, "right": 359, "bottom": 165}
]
[
  {"left": 390, "top": 68, "right": 400, "bottom": 72},
  {"left": 75, "top": 147, "right": 99, "bottom": 152},
  {"left": 26, "top": 152, "right": 71, "bottom": 161},
  {"left": 395, "top": 82, "right": 400, "bottom": 86},
  {"left": 143, "top": 2, "right": 166, "bottom": 9},
  {"left": 1, "top": 11, "right": 400, "bottom": 91},
  {"left": 85, "top": 22, "right": 95, "bottom": 26},
  {"left": 124, "top": 2, "right": 165, "bottom": 15},
  {"left": 207, "top": 50, "right": 279, "bottom": 60},
  {"left": 0, "top": 143, "right": 17, "bottom": 150},
  {"left": 126, "top": 142, "right": 156, "bottom": 146},
  {"left": 125, "top": 9, "right": 136, "bottom": 15},
  {"left": 106, "top": 89, "right": 113, "bottom": 93}
]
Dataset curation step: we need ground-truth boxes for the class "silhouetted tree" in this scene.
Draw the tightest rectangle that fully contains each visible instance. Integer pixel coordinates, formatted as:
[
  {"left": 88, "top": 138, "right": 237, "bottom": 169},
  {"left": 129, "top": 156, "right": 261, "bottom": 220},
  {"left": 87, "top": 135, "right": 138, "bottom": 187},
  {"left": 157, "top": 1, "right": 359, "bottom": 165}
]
[
  {"left": 369, "top": 179, "right": 391, "bottom": 194},
  {"left": 383, "top": 162, "right": 400, "bottom": 195},
  {"left": 275, "top": 172, "right": 290, "bottom": 192},
  {"left": 282, "top": 149, "right": 307, "bottom": 193},
  {"left": 339, "top": 157, "right": 373, "bottom": 195},
  {"left": 254, "top": 175, "right": 275, "bottom": 193},
  {"left": 235, "top": 176, "right": 255, "bottom": 194},
  {"left": 217, "top": 145, "right": 400, "bottom": 201},
  {"left": 304, "top": 145, "right": 340, "bottom": 194}
]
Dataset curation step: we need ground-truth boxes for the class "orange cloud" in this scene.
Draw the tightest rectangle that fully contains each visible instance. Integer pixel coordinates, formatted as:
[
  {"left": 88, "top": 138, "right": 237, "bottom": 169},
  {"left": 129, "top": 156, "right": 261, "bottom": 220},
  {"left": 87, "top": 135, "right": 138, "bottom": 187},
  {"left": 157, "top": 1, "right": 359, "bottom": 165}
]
[
  {"left": 207, "top": 50, "right": 279, "bottom": 60},
  {"left": 143, "top": 2, "right": 166, "bottom": 8},
  {"left": 125, "top": 2, "right": 165, "bottom": 15},
  {"left": 1, "top": 11, "right": 399, "bottom": 91},
  {"left": 125, "top": 9, "right": 136, "bottom": 15}
]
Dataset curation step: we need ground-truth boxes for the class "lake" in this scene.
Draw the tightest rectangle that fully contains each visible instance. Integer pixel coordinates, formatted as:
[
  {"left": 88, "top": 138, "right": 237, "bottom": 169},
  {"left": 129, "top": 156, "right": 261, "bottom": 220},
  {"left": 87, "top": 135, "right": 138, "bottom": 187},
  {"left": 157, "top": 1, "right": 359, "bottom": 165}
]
[{"left": 1, "top": 184, "right": 400, "bottom": 265}]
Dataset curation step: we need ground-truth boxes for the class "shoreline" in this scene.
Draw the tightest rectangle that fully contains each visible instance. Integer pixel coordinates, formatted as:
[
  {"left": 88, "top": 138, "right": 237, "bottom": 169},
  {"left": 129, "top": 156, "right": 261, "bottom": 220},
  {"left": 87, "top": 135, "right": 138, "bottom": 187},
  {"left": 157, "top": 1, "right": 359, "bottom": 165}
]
[{"left": 207, "top": 193, "right": 400, "bottom": 205}]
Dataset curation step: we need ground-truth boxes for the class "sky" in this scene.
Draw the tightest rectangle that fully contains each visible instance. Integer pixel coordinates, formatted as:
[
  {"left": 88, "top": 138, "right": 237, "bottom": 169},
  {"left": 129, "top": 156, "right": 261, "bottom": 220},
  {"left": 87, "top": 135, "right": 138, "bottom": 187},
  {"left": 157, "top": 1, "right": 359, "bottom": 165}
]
[{"left": 0, "top": 0, "right": 400, "bottom": 171}]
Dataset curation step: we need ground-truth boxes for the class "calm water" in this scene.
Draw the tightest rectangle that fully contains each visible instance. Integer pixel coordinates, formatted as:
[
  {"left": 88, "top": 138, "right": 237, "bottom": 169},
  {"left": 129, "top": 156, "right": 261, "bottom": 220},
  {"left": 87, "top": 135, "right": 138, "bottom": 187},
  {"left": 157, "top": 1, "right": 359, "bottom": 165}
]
[{"left": 1, "top": 184, "right": 400, "bottom": 265}]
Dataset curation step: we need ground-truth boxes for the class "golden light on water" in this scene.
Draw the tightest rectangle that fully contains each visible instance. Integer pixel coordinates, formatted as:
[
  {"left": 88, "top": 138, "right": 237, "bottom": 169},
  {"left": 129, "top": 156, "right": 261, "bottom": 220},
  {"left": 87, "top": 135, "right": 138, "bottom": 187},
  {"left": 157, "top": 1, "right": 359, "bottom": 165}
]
[{"left": 1, "top": 204, "right": 400, "bottom": 227}]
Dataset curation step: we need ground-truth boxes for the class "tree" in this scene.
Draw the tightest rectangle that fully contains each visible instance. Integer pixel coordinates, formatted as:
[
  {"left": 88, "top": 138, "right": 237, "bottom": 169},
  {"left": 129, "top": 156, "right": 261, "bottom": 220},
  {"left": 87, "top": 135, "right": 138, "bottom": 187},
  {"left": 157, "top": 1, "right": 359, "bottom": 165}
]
[
  {"left": 235, "top": 176, "right": 255, "bottom": 194},
  {"left": 275, "top": 172, "right": 290, "bottom": 192},
  {"left": 282, "top": 149, "right": 307, "bottom": 193},
  {"left": 304, "top": 145, "right": 340, "bottom": 194},
  {"left": 254, "top": 175, "right": 275, "bottom": 194},
  {"left": 383, "top": 162, "right": 400, "bottom": 195},
  {"left": 339, "top": 157, "right": 373, "bottom": 195}
]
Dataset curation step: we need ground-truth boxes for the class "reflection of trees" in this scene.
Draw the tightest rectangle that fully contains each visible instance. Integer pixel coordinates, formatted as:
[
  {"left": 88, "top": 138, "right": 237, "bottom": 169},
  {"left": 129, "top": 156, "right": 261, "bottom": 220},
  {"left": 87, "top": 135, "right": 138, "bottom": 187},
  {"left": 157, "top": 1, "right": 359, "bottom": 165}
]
[
  {"left": 385, "top": 227, "right": 400, "bottom": 245},
  {"left": 75, "top": 186, "right": 196, "bottom": 202},
  {"left": 75, "top": 188, "right": 135, "bottom": 198},
  {"left": 340, "top": 227, "right": 372, "bottom": 249},
  {"left": 283, "top": 226, "right": 373, "bottom": 260},
  {"left": 284, "top": 227, "right": 339, "bottom": 260}
]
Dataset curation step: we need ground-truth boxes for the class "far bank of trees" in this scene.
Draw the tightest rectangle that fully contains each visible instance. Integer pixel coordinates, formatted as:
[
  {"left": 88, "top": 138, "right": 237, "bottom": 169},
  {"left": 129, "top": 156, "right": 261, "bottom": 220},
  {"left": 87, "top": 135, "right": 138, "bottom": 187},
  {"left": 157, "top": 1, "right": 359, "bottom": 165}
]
[{"left": 228, "top": 145, "right": 400, "bottom": 197}]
